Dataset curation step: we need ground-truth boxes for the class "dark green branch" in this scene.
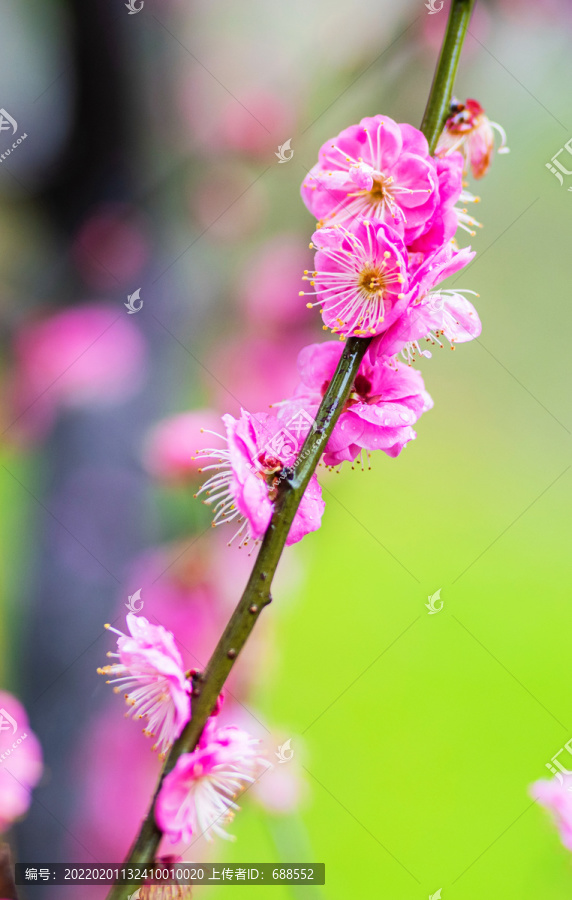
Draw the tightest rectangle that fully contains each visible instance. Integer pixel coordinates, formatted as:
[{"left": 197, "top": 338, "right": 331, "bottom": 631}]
[
  {"left": 421, "top": 0, "right": 476, "bottom": 153},
  {"left": 106, "top": 4, "right": 476, "bottom": 895}
]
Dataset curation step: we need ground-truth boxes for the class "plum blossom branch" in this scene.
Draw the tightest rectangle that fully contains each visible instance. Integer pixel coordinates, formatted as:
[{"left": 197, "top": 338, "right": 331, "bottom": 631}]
[
  {"left": 421, "top": 0, "right": 476, "bottom": 152},
  {"left": 106, "top": 2, "right": 476, "bottom": 895}
]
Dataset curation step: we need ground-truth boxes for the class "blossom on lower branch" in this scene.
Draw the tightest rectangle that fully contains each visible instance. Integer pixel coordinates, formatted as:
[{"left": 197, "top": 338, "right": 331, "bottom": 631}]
[
  {"left": 281, "top": 341, "right": 432, "bottom": 466},
  {"left": 138, "top": 859, "right": 193, "bottom": 899},
  {"left": 156, "top": 715, "right": 268, "bottom": 843},
  {"left": 195, "top": 410, "right": 325, "bottom": 547},
  {"left": 98, "top": 613, "right": 191, "bottom": 756},
  {"left": 139, "top": 886, "right": 192, "bottom": 900}
]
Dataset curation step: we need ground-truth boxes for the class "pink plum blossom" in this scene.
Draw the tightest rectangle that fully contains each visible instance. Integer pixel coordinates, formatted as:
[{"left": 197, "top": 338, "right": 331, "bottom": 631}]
[
  {"left": 372, "top": 242, "right": 480, "bottom": 364},
  {"left": 406, "top": 152, "right": 471, "bottom": 256},
  {"left": 301, "top": 114, "right": 439, "bottom": 242},
  {"left": 99, "top": 614, "right": 191, "bottom": 756},
  {"left": 156, "top": 715, "right": 267, "bottom": 843},
  {"left": 0, "top": 691, "right": 43, "bottom": 832},
  {"left": 143, "top": 410, "right": 224, "bottom": 483},
  {"left": 137, "top": 858, "right": 193, "bottom": 899},
  {"left": 282, "top": 341, "right": 432, "bottom": 467},
  {"left": 436, "top": 98, "right": 509, "bottom": 180},
  {"left": 302, "top": 219, "right": 409, "bottom": 338},
  {"left": 195, "top": 410, "right": 325, "bottom": 547},
  {"left": 120, "top": 533, "right": 277, "bottom": 704},
  {"left": 531, "top": 774, "right": 572, "bottom": 850}
]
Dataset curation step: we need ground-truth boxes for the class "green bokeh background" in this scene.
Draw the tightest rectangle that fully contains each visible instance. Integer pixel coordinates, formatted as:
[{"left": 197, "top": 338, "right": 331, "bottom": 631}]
[{"left": 1, "top": 2, "right": 571, "bottom": 898}]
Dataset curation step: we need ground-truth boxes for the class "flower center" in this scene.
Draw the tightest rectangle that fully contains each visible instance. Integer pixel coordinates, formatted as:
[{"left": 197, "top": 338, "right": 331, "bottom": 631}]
[
  {"left": 353, "top": 373, "right": 373, "bottom": 399},
  {"left": 256, "top": 452, "right": 282, "bottom": 501},
  {"left": 357, "top": 265, "right": 387, "bottom": 296},
  {"left": 368, "top": 175, "right": 388, "bottom": 204},
  {"left": 257, "top": 452, "right": 282, "bottom": 475},
  {"left": 322, "top": 373, "right": 374, "bottom": 409}
]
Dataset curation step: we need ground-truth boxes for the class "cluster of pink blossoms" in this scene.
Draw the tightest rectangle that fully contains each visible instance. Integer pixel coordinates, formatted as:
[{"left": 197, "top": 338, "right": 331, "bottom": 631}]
[
  {"left": 99, "top": 101, "right": 507, "bottom": 850},
  {"left": 195, "top": 102, "right": 507, "bottom": 548},
  {"left": 100, "top": 614, "right": 267, "bottom": 844}
]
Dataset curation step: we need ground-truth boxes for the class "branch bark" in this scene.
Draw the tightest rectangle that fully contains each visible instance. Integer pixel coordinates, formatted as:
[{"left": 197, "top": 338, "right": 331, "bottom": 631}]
[{"left": 106, "top": 2, "right": 475, "bottom": 895}]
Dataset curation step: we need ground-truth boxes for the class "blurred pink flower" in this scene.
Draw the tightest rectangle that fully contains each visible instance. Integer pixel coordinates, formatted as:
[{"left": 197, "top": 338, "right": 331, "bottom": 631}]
[
  {"left": 531, "top": 775, "right": 572, "bottom": 850},
  {"left": 180, "top": 82, "right": 295, "bottom": 158},
  {"left": 143, "top": 410, "right": 224, "bottom": 483},
  {"left": 72, "top": 203, "right": 150, "bottom": 289},
  {"left": 195, "top": 410, "right": 325, "bottom": 547},
  {"left": 238, "top": 235, "right": 313, "bottom": 331},
  {"left": 301, "top": 115, "right": 439, "bottom": 242},
  {"left": 0, "top": 691, "right": 43, "bottom": 832},
  {"left": 212, "top": 703, "right": 307, "bottom": 817},
  {"left": 99, "top": 613, "right": 190, "bottom": 756},
  {"left": 421, "top": 1, "right": 491, "bottom": 57},
  {"left": 121, "top": 538, "right": 269, "bottom": 702},
  {"left": 217, "top": 89, "right": 296, "bottom": 156},
  {"left": 10, "top": 303, "right": 146, "bottom": 440},
  {"left": 304, "top": 220, "right": 409, "bottom": 338},
  {"left": 497, "top": 0, "right": 572, "bottom": 22},
  {"left": 69, "top": 706, "right": 158, "bottom": 863},
  {"left": 210, "top": 335, "right": 302, "bottom": 415},
  {"left": 436, "top": 98, "right": 509, "bottom": 180},
  {"left": 252, "top": 759, "right": 305, "bottom": 815},
  {"left": 283, "top": 341, "right": 431, "bottom": 466},
  {"left": 191, "top": 163, "right": 267, "bottom": 241},
  {"left": 156, "top": 715, "right": 267, "bottom": 843}
]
